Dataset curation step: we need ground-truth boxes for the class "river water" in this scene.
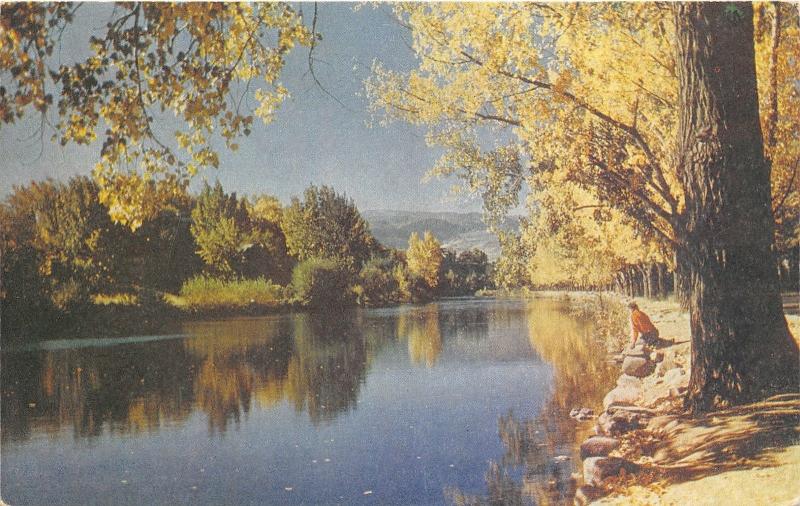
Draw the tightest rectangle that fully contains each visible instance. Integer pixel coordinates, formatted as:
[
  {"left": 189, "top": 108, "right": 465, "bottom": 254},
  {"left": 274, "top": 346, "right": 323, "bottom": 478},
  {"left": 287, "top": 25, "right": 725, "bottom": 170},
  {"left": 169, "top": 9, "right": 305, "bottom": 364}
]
[{"left": 1, "top": 297, "right": 616, "bottom": 505}]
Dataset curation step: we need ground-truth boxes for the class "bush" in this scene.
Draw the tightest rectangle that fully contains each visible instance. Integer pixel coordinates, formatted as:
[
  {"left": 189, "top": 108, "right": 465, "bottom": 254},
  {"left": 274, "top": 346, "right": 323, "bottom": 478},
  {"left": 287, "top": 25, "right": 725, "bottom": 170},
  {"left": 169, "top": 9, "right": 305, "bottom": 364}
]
[
  {"left": 355, "top": 258, "right": 399, "bottom": 307},
  {"left": 178, "top": 276, "right": 284, "bottom": 311},
  {"left": 393, "top": 264, "right": 433, "bottom": 303},
  {"left": 291, "top": 257, "right": 353, "bottom": 308}
]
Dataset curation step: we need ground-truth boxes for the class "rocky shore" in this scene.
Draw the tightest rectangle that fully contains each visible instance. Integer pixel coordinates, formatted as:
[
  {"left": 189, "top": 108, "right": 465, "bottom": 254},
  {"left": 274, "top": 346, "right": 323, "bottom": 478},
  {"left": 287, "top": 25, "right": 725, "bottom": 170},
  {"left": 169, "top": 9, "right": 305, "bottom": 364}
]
[{"left": 570, "top": 296, "right": 800, "bottom": 505}]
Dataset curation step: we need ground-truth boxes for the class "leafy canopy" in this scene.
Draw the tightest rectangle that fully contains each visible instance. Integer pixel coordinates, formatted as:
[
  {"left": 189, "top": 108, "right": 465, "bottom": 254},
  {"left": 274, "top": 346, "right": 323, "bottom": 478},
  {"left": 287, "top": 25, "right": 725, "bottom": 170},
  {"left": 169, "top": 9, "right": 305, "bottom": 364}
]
[
  {"left": 368, "top": 3, "right": 799, "bottom": 287},
  {"left": 1, "top": 3, "right": 312, "bottom": 229}
]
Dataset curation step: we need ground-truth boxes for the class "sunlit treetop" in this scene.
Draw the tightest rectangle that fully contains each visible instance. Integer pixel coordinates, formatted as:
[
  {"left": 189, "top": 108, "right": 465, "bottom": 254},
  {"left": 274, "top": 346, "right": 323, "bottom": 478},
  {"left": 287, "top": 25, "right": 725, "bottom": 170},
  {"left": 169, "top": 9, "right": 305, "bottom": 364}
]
[
  {"left": 367, "top": 2, "right": 798, "bottom": 286},
  {"left": 1, "top": 2, "right": 312, "bottom": 229}
]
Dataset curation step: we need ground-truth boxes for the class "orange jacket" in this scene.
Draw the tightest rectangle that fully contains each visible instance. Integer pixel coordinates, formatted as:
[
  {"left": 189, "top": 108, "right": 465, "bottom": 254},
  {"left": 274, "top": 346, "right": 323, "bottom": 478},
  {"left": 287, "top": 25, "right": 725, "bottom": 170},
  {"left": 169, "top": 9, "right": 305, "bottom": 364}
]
[{"left": 631, "top": 309, "right": 657, "bottom": 339}]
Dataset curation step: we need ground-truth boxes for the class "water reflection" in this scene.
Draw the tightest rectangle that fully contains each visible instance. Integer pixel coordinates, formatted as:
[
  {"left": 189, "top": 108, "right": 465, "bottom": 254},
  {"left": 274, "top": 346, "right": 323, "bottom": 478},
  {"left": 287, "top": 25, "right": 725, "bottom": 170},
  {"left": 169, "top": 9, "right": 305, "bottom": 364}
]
[
  {"left": 2, "top": 310, "right": 402, "bottom": 441},
  {"left": 1, "top": 341, "right": 199, "bottom": 441},
  {"left": 448, "top": 299, "right": 618, "bottom": 506},
  {"left": 397, "top": 304, "right": 443, "bottom": 367},
  {"left": 1, "top": 298, "right": 614, "bottom": 505}
]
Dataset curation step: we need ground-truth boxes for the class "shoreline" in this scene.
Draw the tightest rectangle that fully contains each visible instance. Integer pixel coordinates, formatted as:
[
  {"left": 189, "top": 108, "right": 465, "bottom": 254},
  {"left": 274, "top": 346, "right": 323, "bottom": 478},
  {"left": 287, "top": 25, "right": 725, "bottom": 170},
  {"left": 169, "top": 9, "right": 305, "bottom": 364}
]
[{"left": 575, "top": 294, "right": 800, "bottom": 505}]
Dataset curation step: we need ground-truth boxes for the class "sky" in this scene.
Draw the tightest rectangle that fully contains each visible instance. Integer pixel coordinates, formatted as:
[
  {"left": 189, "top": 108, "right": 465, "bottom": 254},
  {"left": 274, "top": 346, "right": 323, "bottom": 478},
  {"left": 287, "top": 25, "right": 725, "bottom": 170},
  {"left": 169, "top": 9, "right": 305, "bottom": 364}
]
[{"left": 0, "top": 3, "right": 486, "bottom": 213}]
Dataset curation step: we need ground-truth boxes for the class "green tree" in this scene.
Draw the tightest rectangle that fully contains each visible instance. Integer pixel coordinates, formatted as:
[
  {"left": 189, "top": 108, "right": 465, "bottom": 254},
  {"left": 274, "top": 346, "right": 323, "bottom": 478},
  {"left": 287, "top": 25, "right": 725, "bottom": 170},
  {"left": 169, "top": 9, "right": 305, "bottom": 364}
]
[
  {"left": 406, "top": 231, "right": 443, "bottom": 290},
  {"left": 1, "top": 181, "right": 59, "bottom": 328},
  {"left": 281, "top": 185, "right": 377, "bottom": 270},
  {"left": 355, "top": 254, "right": 401, "bottom": 306},
  {"left": 121, "top": 193, "right": 202, "bottom": 293},
  {"left": 190, "top": 182, "right": 253, "bottom": 277},
  {"left": 248, "top": 195, "right": 294, "bottom": 285},
  {"left": 1, "top": 177, "right": 120, "bottom": 325},
  {"left": 290, "top": 257, "right": 352, "bottom": 309}
]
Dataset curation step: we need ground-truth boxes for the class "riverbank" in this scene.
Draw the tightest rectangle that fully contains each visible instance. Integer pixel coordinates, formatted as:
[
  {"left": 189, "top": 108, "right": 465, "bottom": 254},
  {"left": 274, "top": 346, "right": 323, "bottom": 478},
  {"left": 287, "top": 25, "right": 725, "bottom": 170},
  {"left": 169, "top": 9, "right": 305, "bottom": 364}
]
[{"left": 574, "top": 294, "right": 800, "bottom": 505}]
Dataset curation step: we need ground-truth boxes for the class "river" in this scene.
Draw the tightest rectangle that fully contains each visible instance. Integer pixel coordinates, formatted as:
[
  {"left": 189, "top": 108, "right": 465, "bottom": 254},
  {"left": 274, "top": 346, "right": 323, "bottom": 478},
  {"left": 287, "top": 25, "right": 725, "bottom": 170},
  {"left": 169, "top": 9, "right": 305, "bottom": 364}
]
[{"left": 1, "top": 297, "right": 617, "bottom": 505}]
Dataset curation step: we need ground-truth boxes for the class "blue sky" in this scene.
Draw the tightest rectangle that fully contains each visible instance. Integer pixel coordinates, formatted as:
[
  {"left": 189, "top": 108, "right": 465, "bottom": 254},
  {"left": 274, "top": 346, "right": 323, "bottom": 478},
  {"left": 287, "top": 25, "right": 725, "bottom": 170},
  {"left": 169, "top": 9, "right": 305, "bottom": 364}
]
[{"left": 0, "top": 3, "right": 486, "bottom": 213}]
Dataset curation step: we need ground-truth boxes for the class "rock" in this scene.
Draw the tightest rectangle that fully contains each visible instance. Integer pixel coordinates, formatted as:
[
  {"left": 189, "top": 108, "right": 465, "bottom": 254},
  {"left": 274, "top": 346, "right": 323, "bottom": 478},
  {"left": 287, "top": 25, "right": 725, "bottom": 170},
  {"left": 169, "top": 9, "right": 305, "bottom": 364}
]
[
  {"left": 623, "top": 344, "right": 650, "bottom": 358},
  {"left": 580, "top": 436, "right": 621, "bottom": 459},
  {"left": 616, "top": 374, "right": 643, "bottom": 389},
  {"left": 656, "top": 351, "right": 679, "bottom": 375},
  {"left": 663, "top": 367, "right": 687, "bottom": 387},
  {"left": 650, "top": 350, "right": 665, "bottom": 363},
  {"left": 570, "top": 407, "right": 595, "bottom": 421},
  {"left": 575, "top": 484, "right": 607, "bottom": 505},
  {"left": 583, "top": 457, "right": 641, "bottom": 485},
  {"left": 622, "top": 356, "right": 655, "bottom": 378},
  {"left": 668, "top": 386, "right": 686, "bottom": 398},
  {"left": 598, "top": 409, "right": 643, "bottom": 435},
  {"left": 602, "top": 385, "right": 641, "bottom": 410}
]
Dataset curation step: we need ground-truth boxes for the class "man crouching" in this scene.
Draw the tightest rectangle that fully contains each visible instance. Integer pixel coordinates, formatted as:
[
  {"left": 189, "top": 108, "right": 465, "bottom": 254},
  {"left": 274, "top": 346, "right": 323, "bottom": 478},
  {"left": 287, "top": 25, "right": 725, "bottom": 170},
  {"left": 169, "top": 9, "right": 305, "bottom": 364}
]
[{"left": 628, "top": 301, "right": 660, "bottom": 348}]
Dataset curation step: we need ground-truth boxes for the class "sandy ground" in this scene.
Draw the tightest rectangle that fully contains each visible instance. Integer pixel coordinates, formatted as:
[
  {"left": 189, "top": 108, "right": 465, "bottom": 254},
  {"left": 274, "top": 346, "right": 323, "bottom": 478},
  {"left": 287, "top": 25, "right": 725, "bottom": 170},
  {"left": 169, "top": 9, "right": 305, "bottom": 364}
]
[{"left": 595, "top": 295, "right": 800, "bottom": 506}]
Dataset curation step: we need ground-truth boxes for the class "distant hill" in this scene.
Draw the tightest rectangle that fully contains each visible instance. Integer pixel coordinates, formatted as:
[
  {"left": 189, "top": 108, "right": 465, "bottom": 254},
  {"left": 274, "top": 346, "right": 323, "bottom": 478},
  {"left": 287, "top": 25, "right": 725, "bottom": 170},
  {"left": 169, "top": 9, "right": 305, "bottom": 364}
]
[{"left": 362, "top": 210, "right": 519, "bottom": 260}]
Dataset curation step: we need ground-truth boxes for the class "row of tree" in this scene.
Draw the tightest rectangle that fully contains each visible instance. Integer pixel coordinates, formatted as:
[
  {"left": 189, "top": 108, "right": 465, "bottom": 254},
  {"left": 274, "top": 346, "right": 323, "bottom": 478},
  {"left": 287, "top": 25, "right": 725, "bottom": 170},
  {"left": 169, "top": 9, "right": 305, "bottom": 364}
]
[
  {"left": 0, "top": 178, "right": 493, "bottom": 334},
  {"left": 367, "top": 3, "right": 799, "bottom": 411},
  {"left": 3, "top": 2, "right": 796, "bottom": 412}
]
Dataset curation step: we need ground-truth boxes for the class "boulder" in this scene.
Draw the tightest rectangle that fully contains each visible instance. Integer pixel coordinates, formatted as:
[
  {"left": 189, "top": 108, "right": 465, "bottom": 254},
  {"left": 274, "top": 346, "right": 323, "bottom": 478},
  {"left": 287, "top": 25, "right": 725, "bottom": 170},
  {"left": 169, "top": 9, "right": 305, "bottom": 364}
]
[
  {"left": 623, "top": 344, "right": 650, "bottom": 358},
  {"left": 616, "top": 374, "right": 643, "bottom": 389},
  {"left": 583, "top": 457, "right": 641, "bottom": 485},
  {"left": 597, "top": 409, "right": 643, "bottom": 435},
  {"left": 570, "top": 407, "right": 595, "bottom": 421},
  {"left": 663, "top": 367, "right": 687, "bottom": 388},
  {"left": 622, "top": 356, "right": 655, "bottom": 378},
  {"left": 650, "top": 350, "right": 665, "bottom": 363},
  {"left": 602, "top": 385, "right": 641, "bottom": 410},
  {"left": 574, "top": 484, "right": 607, "bottom": 505},
  {"left": 580, "top": 436, "right": 621, "bottom": 459}
]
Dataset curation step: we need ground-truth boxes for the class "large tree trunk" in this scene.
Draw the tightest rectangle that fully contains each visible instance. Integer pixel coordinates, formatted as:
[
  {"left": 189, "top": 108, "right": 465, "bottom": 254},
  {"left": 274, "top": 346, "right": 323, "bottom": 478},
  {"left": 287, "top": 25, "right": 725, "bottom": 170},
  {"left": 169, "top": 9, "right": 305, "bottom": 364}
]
[{"left": 673, "top": 2, "right": 799, "bottom": 413}]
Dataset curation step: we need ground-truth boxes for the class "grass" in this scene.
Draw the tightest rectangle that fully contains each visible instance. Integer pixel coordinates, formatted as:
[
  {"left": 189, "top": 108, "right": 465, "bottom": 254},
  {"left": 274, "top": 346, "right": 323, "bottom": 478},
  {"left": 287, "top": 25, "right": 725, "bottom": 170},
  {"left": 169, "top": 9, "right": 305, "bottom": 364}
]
[
  {"left": 92, "top": 293, "right": 139, "bottom": 306},
  {"left": 174, "top": 276, "right": 285, "bottom": 311}
]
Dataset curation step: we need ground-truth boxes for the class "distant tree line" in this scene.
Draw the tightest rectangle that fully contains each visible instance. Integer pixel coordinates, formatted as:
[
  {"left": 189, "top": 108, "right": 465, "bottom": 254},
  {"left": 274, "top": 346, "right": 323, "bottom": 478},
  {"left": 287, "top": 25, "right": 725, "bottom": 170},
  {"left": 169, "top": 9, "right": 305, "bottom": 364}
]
[{"left": 0, "top": 178, "right": 493, "bottom": 336}]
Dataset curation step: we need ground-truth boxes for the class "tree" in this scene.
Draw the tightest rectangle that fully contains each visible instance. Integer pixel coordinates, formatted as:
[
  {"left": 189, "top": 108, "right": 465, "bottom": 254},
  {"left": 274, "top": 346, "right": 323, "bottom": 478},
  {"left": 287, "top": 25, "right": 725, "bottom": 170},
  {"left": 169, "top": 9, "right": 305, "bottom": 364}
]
[
  {"left": 406, "top": 231, "right": 443, "bottom": 290},
  {"left": 290, "top": 257, "right": 352, "bottom": 309},
  {"left": 1, "top": 3, "right": 312, "bottom": 228},
  {"left": 249, "top": 195, "right": 294, "bottom": 285},
  {"left": 281, "top": 185, "right": 377, "bottom": 270},
  {"left": 493, "top": 231, "right": 531, "bottom": 289},
  {"left": 672, "top": 2, "right": 798, "bottom": 412},
  {"left": 190, "top": 182, "right": 255, "bottom": 277},
  {"left": 369, "top": 3, "right": 799, "bottom": 411}
]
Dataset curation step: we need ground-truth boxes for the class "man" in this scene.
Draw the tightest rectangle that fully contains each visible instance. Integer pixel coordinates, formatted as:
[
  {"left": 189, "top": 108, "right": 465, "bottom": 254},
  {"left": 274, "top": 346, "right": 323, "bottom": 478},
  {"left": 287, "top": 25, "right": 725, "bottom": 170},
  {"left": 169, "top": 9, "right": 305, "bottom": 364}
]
[{"left": 628, "top": 301, "right": 660, "bottom": 348}]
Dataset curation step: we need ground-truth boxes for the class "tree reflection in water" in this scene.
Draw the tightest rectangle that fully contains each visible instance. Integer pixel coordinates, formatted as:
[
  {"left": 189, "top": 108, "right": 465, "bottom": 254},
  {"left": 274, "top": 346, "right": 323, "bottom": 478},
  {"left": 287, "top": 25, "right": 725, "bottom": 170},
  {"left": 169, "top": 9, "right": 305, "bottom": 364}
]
[
  {"left": 448, "top": 298, "right": 618, "bottom": 506},
  {"left": 397, "top": 303, "right": 443, "bottom": 367},
  {"left": 1, "top": 341, "right": 200, "bottom": 441},
  {"left": 1, "top": 310, "right": 397, "bottom": 441}
]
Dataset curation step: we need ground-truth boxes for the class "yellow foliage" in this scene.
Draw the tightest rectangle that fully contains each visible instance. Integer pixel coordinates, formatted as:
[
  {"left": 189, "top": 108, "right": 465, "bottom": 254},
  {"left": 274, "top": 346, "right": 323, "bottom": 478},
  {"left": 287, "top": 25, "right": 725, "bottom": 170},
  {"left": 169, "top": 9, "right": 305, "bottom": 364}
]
[
  {"left": 406, "top": 231, "right": 444, "bottom": 289},
  {"left": 368, "top": 3, "right": 799, "bottom": 287}
]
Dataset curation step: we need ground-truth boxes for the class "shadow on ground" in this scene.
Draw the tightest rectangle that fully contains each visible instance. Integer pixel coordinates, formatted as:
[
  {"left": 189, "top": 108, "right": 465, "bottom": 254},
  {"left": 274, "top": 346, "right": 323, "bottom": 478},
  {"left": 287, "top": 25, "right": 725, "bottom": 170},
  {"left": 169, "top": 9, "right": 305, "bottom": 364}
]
[{"left": 641, "top": 393, "right": 800, "bottom": 483}]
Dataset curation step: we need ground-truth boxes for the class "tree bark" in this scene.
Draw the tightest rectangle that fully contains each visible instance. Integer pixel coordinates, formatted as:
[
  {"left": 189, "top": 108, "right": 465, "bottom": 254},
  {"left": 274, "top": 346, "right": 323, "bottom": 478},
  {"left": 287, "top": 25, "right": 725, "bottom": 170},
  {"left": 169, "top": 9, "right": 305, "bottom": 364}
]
[{"left": 673, "top": 2, "right": 799, "bottom": 413}]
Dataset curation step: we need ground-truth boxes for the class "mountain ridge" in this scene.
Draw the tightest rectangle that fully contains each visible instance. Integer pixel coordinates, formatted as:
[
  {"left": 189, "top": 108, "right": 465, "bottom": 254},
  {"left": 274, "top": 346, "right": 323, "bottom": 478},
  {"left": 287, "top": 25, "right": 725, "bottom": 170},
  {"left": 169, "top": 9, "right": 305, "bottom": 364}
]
[{"left": 362, "top": 210, "right": 519, "bottom": 260}]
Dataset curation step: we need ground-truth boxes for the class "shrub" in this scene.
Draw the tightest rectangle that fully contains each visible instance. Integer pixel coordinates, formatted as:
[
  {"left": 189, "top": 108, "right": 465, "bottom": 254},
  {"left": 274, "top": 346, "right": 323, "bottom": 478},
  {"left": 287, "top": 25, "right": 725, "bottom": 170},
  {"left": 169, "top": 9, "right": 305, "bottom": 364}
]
[
  {"left": 355, "top": 258, "right": 399, "bottom": 306},
  {"left": 393, "top": 264, "right": 433, "bottom": 303},
  {"left": 178, "top": 276, "right": 284, "bottom": 311},
  {"left": 291, "top": 257, "right": 353, "bottom": 308}
]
